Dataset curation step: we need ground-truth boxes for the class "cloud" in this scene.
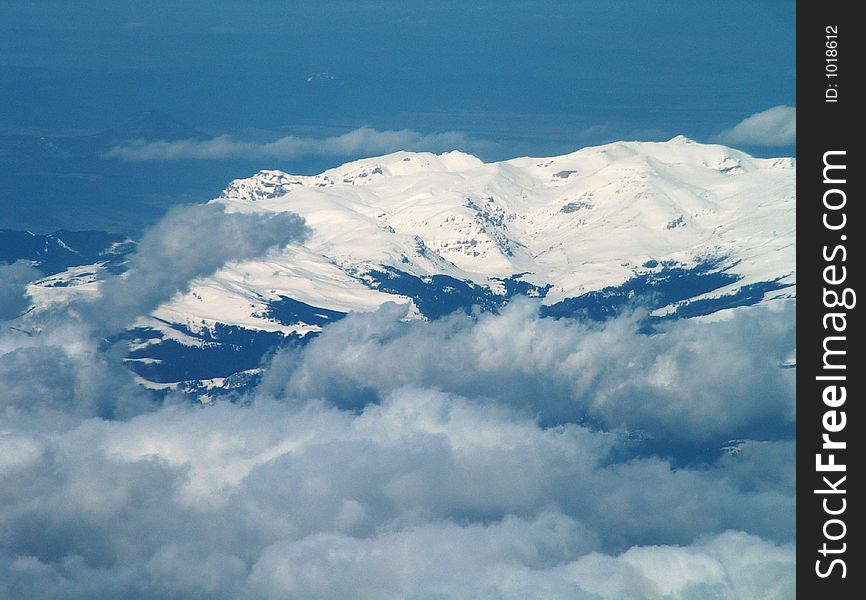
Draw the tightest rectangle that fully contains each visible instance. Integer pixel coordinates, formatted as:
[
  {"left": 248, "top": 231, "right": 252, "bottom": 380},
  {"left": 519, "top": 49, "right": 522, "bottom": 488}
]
[
  {"left": 249, "top": 528, "right": 793, "bottom": 600},
  {"left": 0, "top": 321, "right": 152, "bottom": 420},
  {"left": 0, "top": 198, "right": 795, "bottom": 597},
  {"left": 0, "top": 260, "right": 40, "bottom": 320},
  {"left": 1, "top": 202, "right": 308, "bottom": 420},
  {"left": 260, "top": 299, "right": 795, "bottom": 444},
  {"left": 248, "top": 524, "right": 793, "bottom": 600},
  {"left": 715, "top": 106, "right": 795, "bottom": 147},
  {"left": 103, "top": 127, "right": 481, "bottom": 162},
  {"left": 86, "top": 203, "right": 308, "bottom": 333},
  {"left": 0, "top": 389, "right": 793, "bottom": 599},
  {"left": 558, "top": 530, "right": 794, "bottom": 600}
]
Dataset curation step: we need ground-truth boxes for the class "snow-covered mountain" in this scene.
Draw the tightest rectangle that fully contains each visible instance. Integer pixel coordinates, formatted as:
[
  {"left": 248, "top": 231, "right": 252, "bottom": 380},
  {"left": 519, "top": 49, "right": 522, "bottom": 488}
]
[
  {"left": 1, "top": 229, "right": 133, "bottom": 276},
  {"left": 26, "top": 137, "right": 796, "bottom": 392}
]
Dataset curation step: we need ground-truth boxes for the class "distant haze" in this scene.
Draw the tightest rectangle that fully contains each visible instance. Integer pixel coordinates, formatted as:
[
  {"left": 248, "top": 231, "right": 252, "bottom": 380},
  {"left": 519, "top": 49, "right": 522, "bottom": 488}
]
[{"left": 1, "top": 1, "right": 794, "bottom": 233}]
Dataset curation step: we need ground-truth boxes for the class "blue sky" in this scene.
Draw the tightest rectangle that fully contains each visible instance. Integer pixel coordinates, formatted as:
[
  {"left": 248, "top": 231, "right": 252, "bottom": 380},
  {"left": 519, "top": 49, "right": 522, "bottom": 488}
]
[{"left": 1, "top": 1, "right": 795, "bottom": 232}]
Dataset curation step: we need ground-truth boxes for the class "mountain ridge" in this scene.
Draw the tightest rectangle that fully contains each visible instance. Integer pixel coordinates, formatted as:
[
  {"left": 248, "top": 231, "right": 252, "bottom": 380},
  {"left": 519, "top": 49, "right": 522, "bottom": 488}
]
[
  {"left": 194, "top": 137, "right": 794, "bottom": 326},
  {"left": 20, "top": 137, "right": 795, "bottom": 391}
]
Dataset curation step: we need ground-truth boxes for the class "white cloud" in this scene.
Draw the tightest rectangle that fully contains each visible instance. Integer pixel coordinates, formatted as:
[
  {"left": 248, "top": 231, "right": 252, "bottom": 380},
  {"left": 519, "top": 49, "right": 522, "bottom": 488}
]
[
  {"left": 0, "top": 260, "right": 40, "bottom": 320},
  {"left": 260, "top": 299, "right": 796, "bottom": 443},
  {"left": 715, "top": 106, "right": 795, "bottom": 147},
  {"left": 103, "top": 127, "right": 479, "bottom": 162},
  {"left": 87, "top": 203, "right": 308, "bottom": 333},
  {"left": 0, "top": 389, "right": 794, "bottom": 599},
  {"left": 0, "top": 196, "right": 795, "bottom": 598},
  {"left": 248, "top": 523, "right": 794, "bottom": 600},
  {"left": 0, "top": 319, "right": 153, "bottom": 420},
  {"left": 559, "top": 530, "right": 794, "bottom": 600}
]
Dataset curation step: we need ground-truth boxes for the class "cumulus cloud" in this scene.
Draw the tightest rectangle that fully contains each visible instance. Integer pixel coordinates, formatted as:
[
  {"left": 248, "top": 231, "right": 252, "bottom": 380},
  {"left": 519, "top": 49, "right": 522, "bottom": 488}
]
[
  {"left": 260, "top": 299, "right": 795, "bottom": 444},
  {"left": 88, "top": 203, "right": 308, "bottom": 333},
  {"left": 558, "top": 530, "right": 794, "bottom": 600},
  {"left": 103, "top": 127, "right": 479, "bottom": 162},
  {"left": 246, "top": 528, "right": 793, "bottom": 600},
  {"left": 0, "top": 197, "right": 795, "bottom": 597},
  {"left": 715, "top": 106, "right": 796, "bottom": 147},
  {"left": 2, "top": 202, "right": 308, "bottom": 420},
  {"left": 0, "top": 321, "right": 153, "bottom": 420},
  {"left": 0, "top": 260, "right": 40, "bottom": 320},
  {"left": 0, "top": 390, "right": 793, "bottom": 599}
]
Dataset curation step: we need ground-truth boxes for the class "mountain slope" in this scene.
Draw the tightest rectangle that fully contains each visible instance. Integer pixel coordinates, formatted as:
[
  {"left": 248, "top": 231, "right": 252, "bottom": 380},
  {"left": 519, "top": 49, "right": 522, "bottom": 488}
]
[
  {"left": 157, "top": 137, "right": 793, "bottom": 333},
  {"left": 0, "top": 229, "right": 133, "bottom": 275},
  {"left": 24, "top": 137, "right": 796, "bottom": 390}
]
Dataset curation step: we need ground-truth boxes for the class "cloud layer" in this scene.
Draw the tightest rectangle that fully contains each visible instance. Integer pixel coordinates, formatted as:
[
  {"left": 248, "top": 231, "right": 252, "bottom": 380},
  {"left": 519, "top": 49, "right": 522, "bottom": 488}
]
[
  {"left": 0, "top": 200, "right": 795, "bottom": 598},
  {"left": 0, "top": 390, "right": 794, "bottom": 599},
  {"left": 715, "top": 106, "right": 796, "bottom": 147},
  {"left": 0, "top": 260, "right": 41, "bottom": 320},
  {"left": 104, "top": 127, "right": 478, "bottom": 162},
  {"left": 87, "top": 203, "right": 308, "bottom": 333},
  {"left": 261, "top": 299, "right": 795, "bottom": 444}
]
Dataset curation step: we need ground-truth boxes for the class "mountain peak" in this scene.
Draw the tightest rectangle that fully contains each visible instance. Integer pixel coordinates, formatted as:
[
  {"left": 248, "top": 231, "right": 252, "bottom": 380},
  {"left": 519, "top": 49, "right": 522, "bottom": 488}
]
[
  {"left": 207, "top": 139, "right": 794, "bottom": 318},
  {"left": 22, "top": 139, "right": 795, "bottom": 391}
]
